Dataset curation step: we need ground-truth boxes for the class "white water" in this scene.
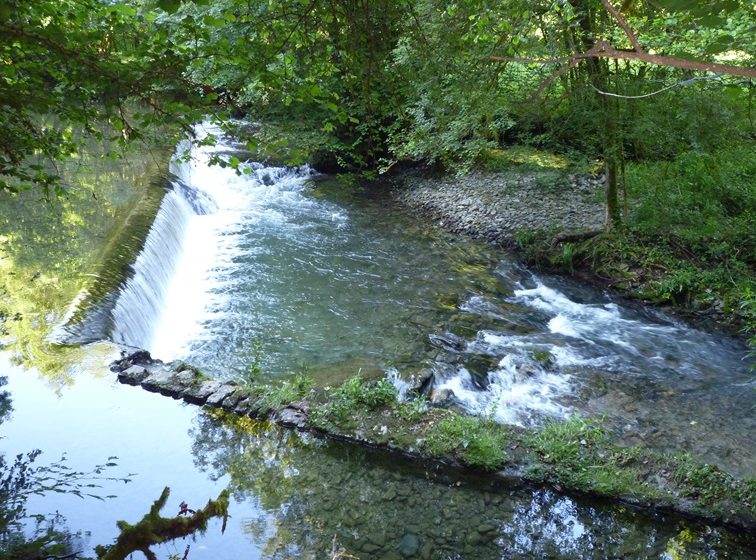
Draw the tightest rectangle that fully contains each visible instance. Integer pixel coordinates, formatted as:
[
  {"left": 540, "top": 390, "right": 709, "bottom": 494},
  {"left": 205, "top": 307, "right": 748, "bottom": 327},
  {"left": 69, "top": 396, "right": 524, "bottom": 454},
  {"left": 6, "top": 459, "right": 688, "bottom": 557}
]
[
  {"left": 110, "top": 191, "right": 197, "bottom": 350},
  {"left": 109, "top": 125, "right": 314, "bottom": 356},
  {"left": 104, "top": 125, "right": 755, "bottom": 469}
]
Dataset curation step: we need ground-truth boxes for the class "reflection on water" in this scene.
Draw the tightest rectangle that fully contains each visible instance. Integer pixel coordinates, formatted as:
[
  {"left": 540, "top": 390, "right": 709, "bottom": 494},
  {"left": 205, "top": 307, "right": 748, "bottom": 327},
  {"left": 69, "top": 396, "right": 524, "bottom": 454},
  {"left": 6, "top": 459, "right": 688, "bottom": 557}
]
[
  {"left": 190, "top": 411, "right": 756, "bottom": 559},
  {"left": 0, "top": 143, "right": 169, "bottom": 379},
  {"left": 2, "top": 349, "right": 756, "bottom": 559}
]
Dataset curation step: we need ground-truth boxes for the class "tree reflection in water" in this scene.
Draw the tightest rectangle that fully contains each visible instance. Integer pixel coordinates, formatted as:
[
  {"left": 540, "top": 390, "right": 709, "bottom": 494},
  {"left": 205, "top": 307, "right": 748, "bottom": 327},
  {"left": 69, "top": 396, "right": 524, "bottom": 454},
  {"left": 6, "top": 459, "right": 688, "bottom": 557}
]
[{"left": 190, "top": 410, "right": 756, "bottom": 559}]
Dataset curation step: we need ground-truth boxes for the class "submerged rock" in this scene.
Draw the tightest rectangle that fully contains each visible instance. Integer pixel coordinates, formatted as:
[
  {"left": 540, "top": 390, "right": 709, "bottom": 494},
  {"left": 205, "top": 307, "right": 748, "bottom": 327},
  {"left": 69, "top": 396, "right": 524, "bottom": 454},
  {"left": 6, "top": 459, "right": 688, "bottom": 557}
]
[
  {"left": 108, "top": 350, "right": 756, "bottom": 534},
  {"left": 398, "top": 533, "right": 420, "bottom": 557}
]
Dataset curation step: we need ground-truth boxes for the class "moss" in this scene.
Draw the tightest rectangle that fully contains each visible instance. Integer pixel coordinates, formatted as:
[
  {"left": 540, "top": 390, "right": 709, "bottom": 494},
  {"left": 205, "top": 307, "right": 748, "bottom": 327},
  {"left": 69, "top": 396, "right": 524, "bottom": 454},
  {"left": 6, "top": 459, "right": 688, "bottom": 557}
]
[
  {"left": 481, "top": 146, "right": 576, "bottom": 172},
  {"left": 95, "top": 487, "right": 229, "bottom": 560},
  {"left": 530, "top": 349, "right": 554, "bottom": 367}
]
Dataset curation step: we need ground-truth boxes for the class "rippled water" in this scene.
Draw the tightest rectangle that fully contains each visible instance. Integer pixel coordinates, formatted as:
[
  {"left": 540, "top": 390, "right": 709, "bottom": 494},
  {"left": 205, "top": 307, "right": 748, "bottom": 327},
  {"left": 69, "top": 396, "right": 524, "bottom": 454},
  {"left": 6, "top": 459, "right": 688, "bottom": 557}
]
[
  {"left": 4, "top": 125, "right": 756, "bottom": 558},
  {"left": 104, "top": 124, "right": 755, "bottom": 477}
]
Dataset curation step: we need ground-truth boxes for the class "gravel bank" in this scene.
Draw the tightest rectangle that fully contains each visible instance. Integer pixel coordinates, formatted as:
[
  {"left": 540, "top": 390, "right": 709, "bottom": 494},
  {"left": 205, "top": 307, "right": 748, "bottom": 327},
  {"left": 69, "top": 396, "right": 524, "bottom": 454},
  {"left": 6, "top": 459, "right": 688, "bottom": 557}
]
[{"left": 394, "top": 169, "right": 607, "bottom": 244}]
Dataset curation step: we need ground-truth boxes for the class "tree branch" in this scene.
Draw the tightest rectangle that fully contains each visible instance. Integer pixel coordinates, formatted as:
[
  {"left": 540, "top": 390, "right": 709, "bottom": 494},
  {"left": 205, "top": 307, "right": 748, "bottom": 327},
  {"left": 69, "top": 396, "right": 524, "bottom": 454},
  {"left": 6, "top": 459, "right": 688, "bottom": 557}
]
[{"left": 601, "top": 0, "right": 642, "bottom": 52}]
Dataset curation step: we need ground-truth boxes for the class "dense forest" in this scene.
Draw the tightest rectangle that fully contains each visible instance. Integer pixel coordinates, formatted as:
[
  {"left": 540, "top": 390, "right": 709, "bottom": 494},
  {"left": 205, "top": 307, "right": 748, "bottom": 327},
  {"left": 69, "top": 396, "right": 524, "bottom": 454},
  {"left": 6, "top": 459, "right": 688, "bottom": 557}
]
[{"left": 1, "top": 1, "right": 756, "bottom": 558}]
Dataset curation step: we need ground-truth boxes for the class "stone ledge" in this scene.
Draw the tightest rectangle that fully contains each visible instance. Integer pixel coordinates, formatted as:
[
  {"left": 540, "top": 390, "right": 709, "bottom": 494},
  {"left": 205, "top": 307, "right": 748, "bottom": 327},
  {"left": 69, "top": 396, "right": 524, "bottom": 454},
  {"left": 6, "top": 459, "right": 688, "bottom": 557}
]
[{"left": 110, "top": 351, "right": 756, "bottom": 532}]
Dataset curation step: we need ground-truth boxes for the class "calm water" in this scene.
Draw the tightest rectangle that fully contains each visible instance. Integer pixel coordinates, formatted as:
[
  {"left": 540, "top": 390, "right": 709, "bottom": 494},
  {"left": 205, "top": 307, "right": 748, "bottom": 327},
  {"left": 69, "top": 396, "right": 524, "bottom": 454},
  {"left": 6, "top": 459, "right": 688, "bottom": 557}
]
[{"left": 2, "top": 353, "right": 755, "bottom": 559}]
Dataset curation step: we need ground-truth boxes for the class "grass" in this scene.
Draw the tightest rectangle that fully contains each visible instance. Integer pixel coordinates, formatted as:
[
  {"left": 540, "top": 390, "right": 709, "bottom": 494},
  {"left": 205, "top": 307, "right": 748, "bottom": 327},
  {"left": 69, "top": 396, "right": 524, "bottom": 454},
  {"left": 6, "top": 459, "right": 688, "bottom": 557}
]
[
  {"left": 423, "top": 413, "right": 508, "bottom": 470},
  {"left": 241, "top": 338, "right": 264, "bottom": 385},
  {"left": 310, "top": 375, "right": 399, "bottom": 429},
  {"left": 526, "top": 417, "right": 657, "bottom": 498},
  {"left": 255, "top": 374, "right": 315, "bottom": 413},
  {"left": 189, "top": 368, "right": 756, "bottom": 525}
]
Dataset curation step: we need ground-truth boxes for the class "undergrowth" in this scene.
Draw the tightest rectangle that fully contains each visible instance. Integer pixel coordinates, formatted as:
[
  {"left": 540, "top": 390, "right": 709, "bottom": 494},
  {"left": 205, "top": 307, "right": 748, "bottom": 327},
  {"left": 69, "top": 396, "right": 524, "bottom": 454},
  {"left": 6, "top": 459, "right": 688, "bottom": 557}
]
[
  {"left": 527, "top": 417, "right": 655, "bottom": 498},
  {"left": 310, "top": 375, "right": 398, "bottom": 429},
  {"left": 513, "top": 146, "right": 756, "bottom": 349}
]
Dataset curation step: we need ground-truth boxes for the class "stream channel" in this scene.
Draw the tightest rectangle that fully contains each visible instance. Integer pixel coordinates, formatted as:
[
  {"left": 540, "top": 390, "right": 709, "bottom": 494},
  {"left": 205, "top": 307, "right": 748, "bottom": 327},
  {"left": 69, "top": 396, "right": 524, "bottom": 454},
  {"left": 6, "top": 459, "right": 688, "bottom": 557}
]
[{"left": 1, "top": 123, "right": 755, "bottom": 558}]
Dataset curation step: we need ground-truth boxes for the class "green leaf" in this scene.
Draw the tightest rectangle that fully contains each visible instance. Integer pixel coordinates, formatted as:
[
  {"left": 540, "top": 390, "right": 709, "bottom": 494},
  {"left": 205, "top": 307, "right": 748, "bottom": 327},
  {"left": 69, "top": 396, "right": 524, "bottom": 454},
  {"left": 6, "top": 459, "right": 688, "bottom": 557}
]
[{"left": 158, "top": 0, "right": 182, "bottom": 13}]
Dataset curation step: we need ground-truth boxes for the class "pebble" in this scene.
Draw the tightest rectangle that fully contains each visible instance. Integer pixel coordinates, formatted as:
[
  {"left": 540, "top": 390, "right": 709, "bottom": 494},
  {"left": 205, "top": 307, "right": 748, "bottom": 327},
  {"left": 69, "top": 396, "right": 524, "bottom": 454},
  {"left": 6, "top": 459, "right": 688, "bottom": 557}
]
[
  {"left": 395, "top": 170, "right": 604, "bottom": 244},
  {"left": 398, "top": 534, "right": 420, "bottom": 557}
]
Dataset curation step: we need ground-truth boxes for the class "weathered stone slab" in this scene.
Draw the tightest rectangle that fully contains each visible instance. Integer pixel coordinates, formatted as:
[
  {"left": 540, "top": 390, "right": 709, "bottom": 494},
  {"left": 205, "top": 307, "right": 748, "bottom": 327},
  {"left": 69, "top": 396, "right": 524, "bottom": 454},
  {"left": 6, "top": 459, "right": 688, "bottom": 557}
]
[
  {"left": 273, "top": 406, "right": 308, "bottom": 429},
  {"left": 206, "top": 384, "right": 238, "bottom": 407},
  {"left": 118, "top": 365, "right": 149, "bottom": 385},
  {"left": 182, "top": 380, "right": 222, "bottom": 405}
]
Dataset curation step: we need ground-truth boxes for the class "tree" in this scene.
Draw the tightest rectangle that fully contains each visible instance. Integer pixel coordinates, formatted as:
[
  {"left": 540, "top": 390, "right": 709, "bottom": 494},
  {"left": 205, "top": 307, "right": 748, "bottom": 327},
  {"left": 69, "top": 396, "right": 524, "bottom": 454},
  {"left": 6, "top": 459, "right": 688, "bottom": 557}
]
[
  {"left": 0, "top": 0, "right": 214, "bottom": 195},
  {"left": 487, "top": 0, "right": 754, "bottom": 226}
]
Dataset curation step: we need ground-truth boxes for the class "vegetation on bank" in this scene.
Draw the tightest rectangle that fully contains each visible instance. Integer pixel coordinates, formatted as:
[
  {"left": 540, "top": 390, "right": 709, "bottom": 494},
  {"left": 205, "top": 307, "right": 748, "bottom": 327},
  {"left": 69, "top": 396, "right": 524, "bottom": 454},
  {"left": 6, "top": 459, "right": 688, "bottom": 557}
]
[
  {"left": 3, "top": 0, "right": 753, "bottom": 344},
  {"left": 507, "top": 143, "right": 755, "bottom": 343}
]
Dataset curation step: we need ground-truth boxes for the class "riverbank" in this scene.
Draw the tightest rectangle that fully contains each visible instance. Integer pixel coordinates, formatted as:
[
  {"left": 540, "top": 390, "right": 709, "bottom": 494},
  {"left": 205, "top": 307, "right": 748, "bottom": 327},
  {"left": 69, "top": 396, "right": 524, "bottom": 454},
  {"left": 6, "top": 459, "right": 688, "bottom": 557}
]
[
  {"left": 391, "top": 151, "right": 755, "bottom": 341},
  {"left": 112, "top": 351, "right": 756, "bottom": 533}
]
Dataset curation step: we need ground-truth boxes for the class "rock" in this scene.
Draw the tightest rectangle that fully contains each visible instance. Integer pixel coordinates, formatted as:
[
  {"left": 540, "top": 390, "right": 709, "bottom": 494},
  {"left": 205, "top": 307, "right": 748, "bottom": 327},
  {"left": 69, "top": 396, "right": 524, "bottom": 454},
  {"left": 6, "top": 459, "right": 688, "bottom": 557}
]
[
  {"left": 220, "top": 388, "right": 246, "bottom": 410},
  {"left": 361, "top": 542, "right": 381, "bottom": 554},
  {"left": 182, "top": 380, "right": 222, "bottom": 405},
  {"left": 428, "top": 332, "right": 466, "bottom": 352},
  {"left": 110, "top": 349, "right": 156, "bottom": 372},
  {"left": 420, "top": 543, "right": 434, "bottom": 560},
  {"left": 205, "top": 384, "right": 238, "bottom": 407},
  {"left": 141, "top": 368, "right": 183, "bottom": 397},
  {"left": 273, "top": 406, "right": 308, "bottom": 429},
  {"left": 428, "top": 388, "right": 452, "bottom": 405},
  {"left": 118, "top": 365, "right": 149, "bottom": 385},
  {"left": 477, "top": 523, "right": 496, "bottom": 535},
  {"left": 398, "top": 534, "right": 420, "bottom": 557},
  {"left": 233, "top": 398, "right": 252, "bottom": 415},
  {"left": 176, "top": 369, "right": 199, "bottom": 386},
  {"left": 369, "top": 534, "right": 387, "bottom": 548}
]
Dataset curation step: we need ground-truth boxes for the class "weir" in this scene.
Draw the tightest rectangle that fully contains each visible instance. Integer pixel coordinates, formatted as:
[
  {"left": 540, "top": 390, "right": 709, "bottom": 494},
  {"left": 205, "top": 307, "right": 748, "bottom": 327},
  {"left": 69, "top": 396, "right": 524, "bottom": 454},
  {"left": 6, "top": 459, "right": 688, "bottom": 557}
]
[{"left": 103, "top": 124, "right": 755, "bottom": 479}]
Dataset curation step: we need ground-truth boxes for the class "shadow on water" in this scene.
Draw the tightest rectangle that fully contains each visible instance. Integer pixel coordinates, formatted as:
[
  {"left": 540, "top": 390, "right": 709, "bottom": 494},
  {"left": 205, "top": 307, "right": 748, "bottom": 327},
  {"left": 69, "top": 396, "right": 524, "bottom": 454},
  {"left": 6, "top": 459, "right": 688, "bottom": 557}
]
[{"left": 190, "top": 410, "right": 756, "bottom": 560}]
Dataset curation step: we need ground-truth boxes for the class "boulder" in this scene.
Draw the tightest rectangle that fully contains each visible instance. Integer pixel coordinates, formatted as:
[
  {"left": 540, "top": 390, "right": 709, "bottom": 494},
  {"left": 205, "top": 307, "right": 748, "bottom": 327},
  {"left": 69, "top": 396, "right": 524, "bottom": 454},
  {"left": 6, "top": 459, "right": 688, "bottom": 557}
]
[
  {"left": 182, "top": 380, "right": 222, "bottom": 405},
  {"left": 205, "top": 384, "right": 238, "bottom": 407}
]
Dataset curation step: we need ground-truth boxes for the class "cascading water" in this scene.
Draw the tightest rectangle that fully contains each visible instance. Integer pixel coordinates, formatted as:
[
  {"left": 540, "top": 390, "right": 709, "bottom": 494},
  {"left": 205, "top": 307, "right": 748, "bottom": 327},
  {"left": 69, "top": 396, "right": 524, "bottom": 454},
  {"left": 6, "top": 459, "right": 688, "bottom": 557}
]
[
  {"left": 109, "top": 189, "right": 198, "bottom": 350},
  {"left": 108, "top": 125, "right": 315, "bottom": 357}
]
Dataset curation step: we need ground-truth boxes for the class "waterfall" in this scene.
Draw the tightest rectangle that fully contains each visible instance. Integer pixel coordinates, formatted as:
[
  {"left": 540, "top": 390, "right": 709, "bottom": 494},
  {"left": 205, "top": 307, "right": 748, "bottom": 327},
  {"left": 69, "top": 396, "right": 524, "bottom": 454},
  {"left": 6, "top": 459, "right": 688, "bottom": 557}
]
[
  {"left": 108, "top": 127, "right": 314, "bottom": 357},
  {"left": 109, "top": 188, "right": 198, "bottom": 350}
]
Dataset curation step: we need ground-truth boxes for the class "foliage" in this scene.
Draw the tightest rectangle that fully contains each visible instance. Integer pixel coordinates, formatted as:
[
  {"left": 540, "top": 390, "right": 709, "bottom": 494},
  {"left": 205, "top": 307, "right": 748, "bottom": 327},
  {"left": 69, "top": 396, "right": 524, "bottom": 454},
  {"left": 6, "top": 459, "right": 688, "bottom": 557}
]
[
  {"left": 0, "top": 0, "right": 217, "bottom": 195},
  {"left": 395, "top": 395, "right": 429, "bottom": 423},
  {"left": 527, "top": 416, "right": 652, "bottom": 496},
  {"left": 423, "top": 414, "right": 507, "bottom": 470},
  {"left": 0, "top": 449, "right": 130, "bottom": 559},
  {"left": 310, "top": 375, "right": 398, "bottom": 428},
  {"left": 255, "top": 374, "right": 315, "bottom": 413},
  {"left": 241, "top": 338, "right": 264, "bottom": 385}
]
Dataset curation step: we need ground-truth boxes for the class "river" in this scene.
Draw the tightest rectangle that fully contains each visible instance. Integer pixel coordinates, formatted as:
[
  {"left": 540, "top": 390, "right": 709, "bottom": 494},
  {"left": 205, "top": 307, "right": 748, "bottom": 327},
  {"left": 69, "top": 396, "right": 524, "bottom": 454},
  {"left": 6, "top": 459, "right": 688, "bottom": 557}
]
[{"left": 1, "top": 124, "right": 754, "bottom": 558}]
